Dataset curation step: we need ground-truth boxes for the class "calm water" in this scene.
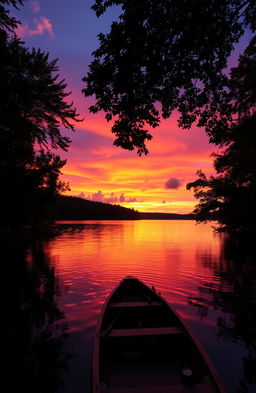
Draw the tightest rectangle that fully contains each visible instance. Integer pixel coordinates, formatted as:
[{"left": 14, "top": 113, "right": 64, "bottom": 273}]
[{"left": 3, "top": 220, "right": 256, "bottom": 393}]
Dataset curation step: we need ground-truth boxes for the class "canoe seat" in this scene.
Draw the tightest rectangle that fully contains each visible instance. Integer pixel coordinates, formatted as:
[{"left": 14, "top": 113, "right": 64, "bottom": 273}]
[
  {"left": 105, "top": 326, "right": 183, "bottom": 337},
  {"left": 109, "top": 301, "right": 162, "bottom": 308}
]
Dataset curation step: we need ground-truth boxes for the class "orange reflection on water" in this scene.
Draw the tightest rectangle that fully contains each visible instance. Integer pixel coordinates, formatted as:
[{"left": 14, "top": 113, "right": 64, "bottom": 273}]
[
  {"left": 20, "top": 221, "right": 254, "bottom": 393},
  {"left": 51, "top": 220, "right": 221, "bottom": 327}
]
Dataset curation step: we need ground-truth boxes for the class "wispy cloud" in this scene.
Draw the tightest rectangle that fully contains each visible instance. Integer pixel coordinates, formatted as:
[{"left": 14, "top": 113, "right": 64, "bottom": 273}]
[
  {"left": 16, "top": 17, "right": 55, "bottom": 39},
  {"left": 30, "top": 0, "right": 40, "bottom": 13}
]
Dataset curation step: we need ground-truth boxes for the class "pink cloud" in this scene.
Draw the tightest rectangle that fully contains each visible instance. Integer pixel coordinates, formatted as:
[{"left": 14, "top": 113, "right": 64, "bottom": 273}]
[
  {"left": 16, "top": 17, "right": 55, "bottom": 39},
  {"left": 85, "top": 190, "right": 138, "bottom": 204},
  {"left": 105, "top": 193, "right": 119, "bottom": 203},
  {"left": 77, "top": 192, "right": 85, "bottom": 199},
  {"left": 119, "top": 193, "right": 125, "bottom": 203},
  {"left": 91, "top": 190, "right": 104, "bottom": 203},
  {"left": 30, "top": 1, "right": 40, "bottom": 13}
]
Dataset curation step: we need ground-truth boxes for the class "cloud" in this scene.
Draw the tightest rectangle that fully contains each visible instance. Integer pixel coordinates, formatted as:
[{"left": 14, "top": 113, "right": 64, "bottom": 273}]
[
  {"left": 119, "top": 193, "right": 125, "bottom": 203},
  {"left": 30, "top": 1, "right": 40, "bottom": 13},
  {"left": 127, "top": 197, "right": 138, "bottom": 202},
  {"left": 104, "top": 192, "right": 119, "bottom": 203},
  {"left": 165, "top": 177, "right": 182, "bottom": 189},
  {"left": 86, "top": 191, "right": 138, "bottom": 204},
  {"left": 77, "top": 192, "right": 85, "bottom": 199},
  {"left": 91, "top": 190, "right": 104, "bottom": 203},
  {"left": 16, "top": 17, "right": 55, "bottom": 38}
]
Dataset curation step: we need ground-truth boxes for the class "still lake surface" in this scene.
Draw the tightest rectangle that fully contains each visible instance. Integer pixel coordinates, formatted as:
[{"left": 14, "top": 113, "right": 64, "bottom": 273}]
[{"left": 4, "top": 220, "right": 256, "bottom": 393}]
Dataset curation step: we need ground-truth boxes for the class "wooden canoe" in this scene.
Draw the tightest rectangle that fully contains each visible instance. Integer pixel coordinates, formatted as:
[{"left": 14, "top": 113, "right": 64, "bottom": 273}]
[{"left": 92, "top": 276, "right": 226, "bottom": 393}]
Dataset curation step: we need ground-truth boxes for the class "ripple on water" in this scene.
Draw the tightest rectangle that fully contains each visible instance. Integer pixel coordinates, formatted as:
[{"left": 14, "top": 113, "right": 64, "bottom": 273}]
[{"left": 36, "top": 220, "right": 255, "bottom": 393}]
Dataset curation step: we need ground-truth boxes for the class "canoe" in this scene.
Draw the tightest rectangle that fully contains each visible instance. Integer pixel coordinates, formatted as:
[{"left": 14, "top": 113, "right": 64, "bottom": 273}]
[{"left": 92, "top": 276, "right": 226, "bottom": 393}]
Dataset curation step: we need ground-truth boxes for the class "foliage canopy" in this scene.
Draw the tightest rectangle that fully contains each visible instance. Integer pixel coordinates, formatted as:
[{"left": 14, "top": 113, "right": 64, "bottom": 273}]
[
  {"left": 187, "top": 36, "right": 256, "bottom": 231},
  {"left": 0, "top": 1, "right": 80, "bottom": 225},
  {"left": 83, "top": 0, "right": 256, "bottom": 154}
]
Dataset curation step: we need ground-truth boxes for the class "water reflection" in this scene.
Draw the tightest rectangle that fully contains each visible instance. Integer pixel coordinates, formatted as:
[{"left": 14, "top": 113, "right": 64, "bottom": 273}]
[
  {"left": 189, "top": 233, "right": 256, "bottom": 393},
  {"left": 1, "top": 227, "right": 78, "bottom": 393},
  {"left": 3, "top": 221, "right": 256, "bottom": 393}
]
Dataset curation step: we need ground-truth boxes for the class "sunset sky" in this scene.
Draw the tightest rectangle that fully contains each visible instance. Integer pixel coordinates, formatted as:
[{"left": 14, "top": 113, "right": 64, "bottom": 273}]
[{"left": 11, "top": 0, "right": 249, "bottom": 213}]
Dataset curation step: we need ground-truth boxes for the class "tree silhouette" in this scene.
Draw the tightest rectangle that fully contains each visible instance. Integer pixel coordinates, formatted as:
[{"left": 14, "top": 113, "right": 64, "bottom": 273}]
[
  {"left": 0, "top": 2, "right": 80, "bottom": 226},
  {"left": 83, "top": 0, "right": 256, "bottom": 154},
  {"left": 0, "top": 1, "right": 24, "bottom": 31},
  {"left": 187, "top": 37, "right": 256, "bottom": 231}
]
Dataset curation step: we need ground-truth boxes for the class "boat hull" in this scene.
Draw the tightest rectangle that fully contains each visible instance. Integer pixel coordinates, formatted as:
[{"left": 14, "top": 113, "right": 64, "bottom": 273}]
[{"left": 92, "top": 276, "right": 226, "bottom": 393}]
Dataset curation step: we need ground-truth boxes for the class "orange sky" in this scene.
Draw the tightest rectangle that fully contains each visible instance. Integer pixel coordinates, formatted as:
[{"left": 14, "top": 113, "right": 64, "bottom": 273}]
[
  {"left": 13, "top": 0, "right": 223, "bottom": 214},
  {"left": 60, "top": 100, "right": 216, "bottom": 213}
]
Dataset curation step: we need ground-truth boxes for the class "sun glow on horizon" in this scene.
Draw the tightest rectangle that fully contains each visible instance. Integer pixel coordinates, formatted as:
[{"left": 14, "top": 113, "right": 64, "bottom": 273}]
[{"left": 60, "top": 118, "right": 215, "bottom": 214}]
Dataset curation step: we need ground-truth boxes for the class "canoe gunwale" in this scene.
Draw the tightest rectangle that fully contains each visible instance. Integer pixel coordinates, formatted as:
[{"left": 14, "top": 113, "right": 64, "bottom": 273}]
[
  {"left": 92, "top": 276, "right": 227, "bottom": 393},
  {"left": 93, "top": 278, "right": 124, "bottom": 393}
]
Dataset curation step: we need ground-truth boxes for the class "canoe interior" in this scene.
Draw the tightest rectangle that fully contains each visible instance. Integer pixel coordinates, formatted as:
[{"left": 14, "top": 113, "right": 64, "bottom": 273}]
[{"left": 96, "top": 277, "right": 223, "bottom": 393}]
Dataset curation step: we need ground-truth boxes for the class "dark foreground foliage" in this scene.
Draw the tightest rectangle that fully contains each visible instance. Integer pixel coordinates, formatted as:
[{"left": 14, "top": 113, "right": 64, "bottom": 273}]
[
  {"left": 187, "top": 37, "right": 256, "bottom": 232},
  {"left": 84, "top": 0, "right": 255, "bottom": 154},
  {"left": 0, "top": 1, "right": 80, "bottom": 227}
]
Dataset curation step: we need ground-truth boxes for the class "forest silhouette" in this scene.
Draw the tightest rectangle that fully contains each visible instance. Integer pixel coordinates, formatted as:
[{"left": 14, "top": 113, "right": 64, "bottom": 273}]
[
  {"left": 51, "top": 195, "right": 140, "bottom": 220},
  {"left": 0, "top": 0, "right": 80, "bottom": 227},
  {"left": 1, "top": 1, "right": 256, "bottom": 231}
]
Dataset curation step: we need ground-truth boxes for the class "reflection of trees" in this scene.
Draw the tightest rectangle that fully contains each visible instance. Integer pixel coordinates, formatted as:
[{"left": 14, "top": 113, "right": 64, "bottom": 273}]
[
  {"left": 188, "top": 233, "right": 256, "bottom": 393},
  {"left": 1, "top": 227, "right": 76, "bottom": 393}
]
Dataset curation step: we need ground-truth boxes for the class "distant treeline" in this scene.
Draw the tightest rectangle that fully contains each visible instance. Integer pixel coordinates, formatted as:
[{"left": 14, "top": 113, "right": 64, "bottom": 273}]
[
  {"left": 49, "top": 195, "right": 196, "bottom": 221},
  {"left": 50, "top": 195, "right": 140, "bottom": 220},
  {"left": 139, "top": 212, "right": 195, "bottom": 220}
]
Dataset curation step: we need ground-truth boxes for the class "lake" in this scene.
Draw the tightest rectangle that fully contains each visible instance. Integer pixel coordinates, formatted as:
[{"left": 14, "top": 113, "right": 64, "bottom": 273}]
[{"left": 3, "top": 220, "right": 256, "bottom": 393}]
